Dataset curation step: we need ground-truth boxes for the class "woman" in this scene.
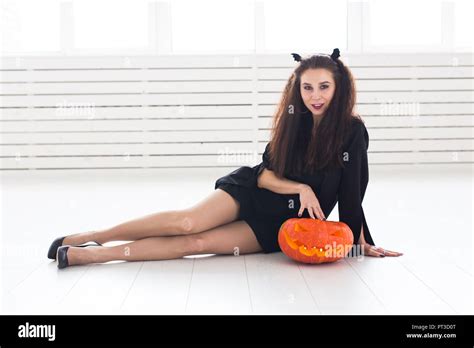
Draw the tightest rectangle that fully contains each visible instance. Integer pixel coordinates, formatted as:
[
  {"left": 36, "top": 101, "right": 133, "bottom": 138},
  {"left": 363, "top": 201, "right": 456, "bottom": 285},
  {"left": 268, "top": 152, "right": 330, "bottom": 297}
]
[{"left": 49, "top": 48, "right": 402, "bottom": 269}]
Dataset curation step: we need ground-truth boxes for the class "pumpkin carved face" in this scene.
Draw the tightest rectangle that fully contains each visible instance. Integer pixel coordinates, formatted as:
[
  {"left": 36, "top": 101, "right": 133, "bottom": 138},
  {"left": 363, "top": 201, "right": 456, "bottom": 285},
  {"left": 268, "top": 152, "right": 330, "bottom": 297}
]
[{"left": 278, "top": 218, "right": 354, "bottom": 264}]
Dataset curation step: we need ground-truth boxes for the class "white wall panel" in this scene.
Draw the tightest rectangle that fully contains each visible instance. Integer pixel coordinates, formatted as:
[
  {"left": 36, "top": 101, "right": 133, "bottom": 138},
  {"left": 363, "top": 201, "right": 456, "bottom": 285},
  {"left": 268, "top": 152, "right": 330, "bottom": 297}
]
[{"left": 1, "top": 53, "right": 472, "bottom": 170}]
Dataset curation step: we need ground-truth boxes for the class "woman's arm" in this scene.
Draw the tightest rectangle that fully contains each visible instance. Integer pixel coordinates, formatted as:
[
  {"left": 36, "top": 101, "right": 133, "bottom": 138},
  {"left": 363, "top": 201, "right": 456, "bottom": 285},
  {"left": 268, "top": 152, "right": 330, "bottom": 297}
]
[
  {"left": 257, "top": 143, "right": 304, "bottom": 194},
  {"left": 257, "top": 168, "right": 326, "bottom": 220},
  {"left": 337, "top": 120, "right": 374, "bottom": 245},
  {"left": 338, "top": 120, "right": 402, "bottom": 257},
  {"left": 257, "top": 167, "right": 306, "bottom": 194},
  {"left": 257, "top": 142, "right": 325, "bottom": 219}
]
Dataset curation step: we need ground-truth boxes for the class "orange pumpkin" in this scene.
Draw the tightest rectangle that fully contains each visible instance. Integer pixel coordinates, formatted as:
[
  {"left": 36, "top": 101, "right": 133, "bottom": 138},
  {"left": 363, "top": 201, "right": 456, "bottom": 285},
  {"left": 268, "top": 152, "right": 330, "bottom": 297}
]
[{"left": 278, "top": 218, "right": 354, "bottom": 264}]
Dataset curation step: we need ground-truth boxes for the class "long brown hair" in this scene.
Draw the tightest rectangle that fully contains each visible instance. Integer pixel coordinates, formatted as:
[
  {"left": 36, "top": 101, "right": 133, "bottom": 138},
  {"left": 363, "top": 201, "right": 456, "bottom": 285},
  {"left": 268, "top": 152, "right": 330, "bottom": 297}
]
[{"left": 267, "top": 53, "right": 361, "bottom": 178}]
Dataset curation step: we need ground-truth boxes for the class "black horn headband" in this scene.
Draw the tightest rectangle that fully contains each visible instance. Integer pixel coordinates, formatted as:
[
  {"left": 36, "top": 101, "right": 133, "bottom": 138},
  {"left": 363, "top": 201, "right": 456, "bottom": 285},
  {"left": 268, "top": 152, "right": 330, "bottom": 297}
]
[{"left": 291, "top": 48, "right": 340, "bottom": 62}]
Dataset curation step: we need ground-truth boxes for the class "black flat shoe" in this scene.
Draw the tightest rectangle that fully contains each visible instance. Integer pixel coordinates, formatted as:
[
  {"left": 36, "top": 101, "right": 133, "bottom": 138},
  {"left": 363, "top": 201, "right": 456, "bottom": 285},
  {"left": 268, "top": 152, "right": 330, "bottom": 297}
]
[
  {"left": 47, "top": 236, "right": 102, "bottom": 260},
  {"left": 57, "top": 246, "right": 70, "bottom": 269}
]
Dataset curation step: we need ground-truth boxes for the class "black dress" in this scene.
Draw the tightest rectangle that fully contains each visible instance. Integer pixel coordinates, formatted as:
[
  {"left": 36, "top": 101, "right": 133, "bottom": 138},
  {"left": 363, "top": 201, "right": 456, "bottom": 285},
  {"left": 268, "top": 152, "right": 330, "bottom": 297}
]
[{"left": 214, "top": 119, "right": 376, "bottom": 253}]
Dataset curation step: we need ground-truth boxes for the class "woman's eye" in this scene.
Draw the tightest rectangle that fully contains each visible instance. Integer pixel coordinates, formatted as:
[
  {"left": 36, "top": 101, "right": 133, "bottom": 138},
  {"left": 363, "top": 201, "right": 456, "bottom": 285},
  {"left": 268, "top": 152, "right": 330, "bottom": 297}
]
[
  {"left": 304, "top": 86, "right": 312, "bottom": 90},
  {"left": 320, "top": 85, "right": 328, "bottom": 90}
]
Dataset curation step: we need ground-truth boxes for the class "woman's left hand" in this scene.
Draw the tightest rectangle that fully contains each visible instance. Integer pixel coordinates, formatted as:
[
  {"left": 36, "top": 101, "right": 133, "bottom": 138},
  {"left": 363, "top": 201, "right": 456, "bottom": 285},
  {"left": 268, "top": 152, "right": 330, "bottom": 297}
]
[{"left": 361, "top": 243, "right": 403, "bottom": 257}]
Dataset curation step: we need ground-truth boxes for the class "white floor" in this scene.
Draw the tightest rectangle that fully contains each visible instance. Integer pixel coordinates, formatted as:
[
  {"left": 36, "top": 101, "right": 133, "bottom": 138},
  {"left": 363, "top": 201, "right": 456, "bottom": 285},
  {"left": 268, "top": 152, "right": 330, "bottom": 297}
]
[{"left": 1, "top": 164, "right": 472, "bottom": 315}]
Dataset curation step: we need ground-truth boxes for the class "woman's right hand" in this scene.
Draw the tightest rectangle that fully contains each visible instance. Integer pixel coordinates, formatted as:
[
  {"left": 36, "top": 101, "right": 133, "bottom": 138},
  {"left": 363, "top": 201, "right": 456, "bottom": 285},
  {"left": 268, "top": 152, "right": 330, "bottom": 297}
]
[{"left": 297, "top": 184, "right": 326, "bottom": 220}]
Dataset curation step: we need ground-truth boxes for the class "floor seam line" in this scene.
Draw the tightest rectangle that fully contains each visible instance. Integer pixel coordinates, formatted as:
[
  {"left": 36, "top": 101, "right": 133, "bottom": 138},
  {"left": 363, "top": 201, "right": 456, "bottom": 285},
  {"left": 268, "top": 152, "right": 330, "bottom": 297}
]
[
  {"left": 345, "top": 258, "right": 389, "bottom": 314},
  {"left": 119, "top": 261, "right": 145, "bottom": 312},
  {"left": 9, "top": 259, "right": 48, "bottom": 294},
  {"left": 298, "top": 264, "right": 322, "bottom": 315},
  {"left": 58, "top": 265, "right": 92, "bottom": 307},
  {"left": 395, "top": 258, "right": 458, "bottom": 314},
  {"left": 243, "top": 255, "right": 254, "bottom": 314},
  {"left": 184, "top": 257, "right": 195, "bottom": 314}
]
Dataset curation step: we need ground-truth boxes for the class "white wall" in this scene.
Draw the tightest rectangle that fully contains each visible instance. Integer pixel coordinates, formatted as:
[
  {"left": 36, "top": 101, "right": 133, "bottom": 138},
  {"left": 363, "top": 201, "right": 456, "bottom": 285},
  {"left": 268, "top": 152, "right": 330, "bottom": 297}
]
[{"left": 0, "top": 53, "right": 472, "bottom": 170}]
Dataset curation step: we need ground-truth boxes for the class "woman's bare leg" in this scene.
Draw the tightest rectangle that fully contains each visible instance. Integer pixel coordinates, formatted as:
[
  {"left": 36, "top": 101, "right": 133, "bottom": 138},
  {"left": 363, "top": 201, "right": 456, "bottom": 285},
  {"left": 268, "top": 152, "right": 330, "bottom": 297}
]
[
  {"left": 64, "top": 220, "right": 262, "bottom": 266},
  {"left": 62, "top": 188, "right": 240, "bottom": 245}
]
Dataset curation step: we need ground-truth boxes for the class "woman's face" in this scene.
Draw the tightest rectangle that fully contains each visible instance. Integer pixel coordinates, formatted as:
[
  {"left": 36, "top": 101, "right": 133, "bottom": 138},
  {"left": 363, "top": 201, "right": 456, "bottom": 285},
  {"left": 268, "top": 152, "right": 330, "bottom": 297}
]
[{"left": 300, "top": 68, "right": 336, "bottom": 121}]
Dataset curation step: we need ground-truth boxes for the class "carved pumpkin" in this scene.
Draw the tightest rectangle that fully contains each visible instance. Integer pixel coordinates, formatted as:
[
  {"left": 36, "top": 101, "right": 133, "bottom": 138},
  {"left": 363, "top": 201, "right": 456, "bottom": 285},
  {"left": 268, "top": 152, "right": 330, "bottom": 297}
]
[{"left": 278, "top": 218, "right": 354, "bottom": 264}]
